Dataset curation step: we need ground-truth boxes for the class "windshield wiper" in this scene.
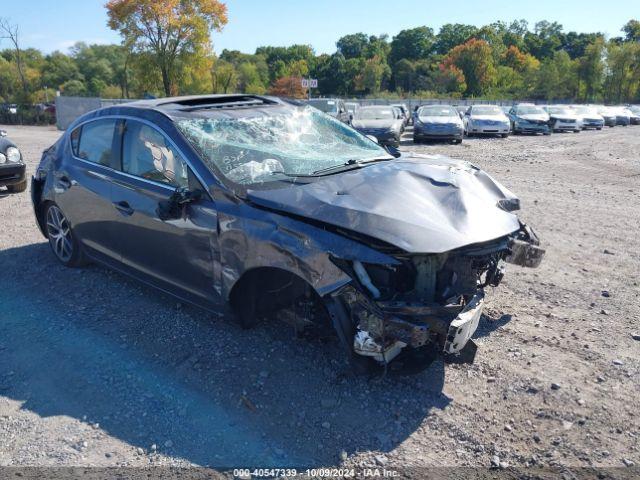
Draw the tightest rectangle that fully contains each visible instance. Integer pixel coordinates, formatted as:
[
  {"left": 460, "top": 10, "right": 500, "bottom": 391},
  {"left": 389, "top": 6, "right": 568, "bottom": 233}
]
[{"left": 312, "top": 159, "right": 362, "bottom": 176}]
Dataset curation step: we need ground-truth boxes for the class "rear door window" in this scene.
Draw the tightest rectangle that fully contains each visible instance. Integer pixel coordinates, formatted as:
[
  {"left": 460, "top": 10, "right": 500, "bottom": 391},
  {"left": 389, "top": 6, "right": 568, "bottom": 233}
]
[
  {"left": 76, "top": 119, "right": 117, "bottom": 167},
  {"left": 121, "top": 120, "right": 189, "bottom": 188}
]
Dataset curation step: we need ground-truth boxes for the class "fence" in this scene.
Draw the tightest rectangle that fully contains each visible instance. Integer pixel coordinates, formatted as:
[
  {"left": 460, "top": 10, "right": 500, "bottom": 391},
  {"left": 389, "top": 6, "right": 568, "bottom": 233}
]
[
  {"left": 0, "top": 105, "right": 56, "bottom": 126},
  {"left": 55, "top": 96, "right": 134, "bottom": 130}
]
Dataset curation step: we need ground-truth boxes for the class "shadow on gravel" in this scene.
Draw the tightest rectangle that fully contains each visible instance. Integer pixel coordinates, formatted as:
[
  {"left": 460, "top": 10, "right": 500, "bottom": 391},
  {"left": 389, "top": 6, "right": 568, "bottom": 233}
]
[
  {"left": 475, "top": 313, "right": 513, "bottom": 338},
  {"left": 0, "top": 242, "right": 449, "bottom": 467}
]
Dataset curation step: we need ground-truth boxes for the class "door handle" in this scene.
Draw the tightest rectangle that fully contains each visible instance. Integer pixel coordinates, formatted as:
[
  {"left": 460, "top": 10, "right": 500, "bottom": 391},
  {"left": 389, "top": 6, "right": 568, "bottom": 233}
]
[{"left": 113, "top": 200, "right": 134, "bottom": 216}]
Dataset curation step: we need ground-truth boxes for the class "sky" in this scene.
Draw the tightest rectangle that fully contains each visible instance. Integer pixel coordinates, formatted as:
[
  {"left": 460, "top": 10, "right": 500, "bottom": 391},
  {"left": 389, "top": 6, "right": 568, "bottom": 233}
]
[{"left": 0, "top": 0, "right": 635, "bottom": 55}]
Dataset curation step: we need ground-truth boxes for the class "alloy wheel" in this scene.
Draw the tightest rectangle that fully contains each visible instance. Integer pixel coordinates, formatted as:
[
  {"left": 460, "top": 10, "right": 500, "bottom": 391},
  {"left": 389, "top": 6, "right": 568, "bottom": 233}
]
[{"left": 46, "top": 205, "right": 73, "bottom": 263}]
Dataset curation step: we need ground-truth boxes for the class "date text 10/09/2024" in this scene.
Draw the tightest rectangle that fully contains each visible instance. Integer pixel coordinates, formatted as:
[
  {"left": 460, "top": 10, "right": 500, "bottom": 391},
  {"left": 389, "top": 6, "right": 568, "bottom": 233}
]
[{"left": 232, "top": 468, "right": 400, "bottom": 478}]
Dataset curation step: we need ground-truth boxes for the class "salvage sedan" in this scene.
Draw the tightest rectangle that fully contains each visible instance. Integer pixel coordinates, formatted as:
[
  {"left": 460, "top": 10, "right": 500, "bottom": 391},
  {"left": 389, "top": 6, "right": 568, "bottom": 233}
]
[
  {"left": 0, "top": 129, "right": 27, "bottom": 193},
  {"left": 544, "top": 106, "right": 581, "bottom": 133},
  {"left": 413, "top": 105, "right": 464, "bottom": 144},
  {"left": 508, "top": 104, "right": 551, "bottom": 135},
  {"left": 31, "top": 95, "right": 544, "bottom": 371},
  {"left": 569, "top": 105, "right": 604, "bottom": 130},
  {"left": 350, "top": 105, "right": 403, "bottom": 147},
  {"left": 463, "top": 105, "right": 511, "bottom": 137}
]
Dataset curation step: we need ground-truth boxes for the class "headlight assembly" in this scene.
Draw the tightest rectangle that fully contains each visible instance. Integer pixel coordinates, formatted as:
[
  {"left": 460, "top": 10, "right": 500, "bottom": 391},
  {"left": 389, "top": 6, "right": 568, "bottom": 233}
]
[{"left": 6, "top": 147, "right": 21, "bottom": 163}]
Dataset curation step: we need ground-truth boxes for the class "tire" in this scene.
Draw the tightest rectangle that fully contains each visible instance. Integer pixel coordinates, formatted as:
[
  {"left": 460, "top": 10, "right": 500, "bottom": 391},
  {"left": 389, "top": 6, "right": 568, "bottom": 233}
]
[
  {"left": 543, "top": 132, "right": 551, "bottom": 136},
  {"left": 6, "top": 179, "right": 27, "bottom": 193},
  {"left": 597, "top": 127, "right": 602, "bottom": 131},
  {"left": 44, "top": 203, "right": 88, "bottom": 267},
  {"left": 574, "top": 129, "right": 581, "bottom": 133},
  {"left": 452, "top": 138, "right": 462, "bottom": 144},
  {"left": 501, "top": 133, "right": 509, "bottom": 138}
]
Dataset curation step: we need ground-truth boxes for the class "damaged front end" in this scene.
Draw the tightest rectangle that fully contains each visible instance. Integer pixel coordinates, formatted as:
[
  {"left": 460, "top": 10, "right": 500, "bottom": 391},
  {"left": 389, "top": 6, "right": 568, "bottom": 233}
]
[{"left": 328, "top": 222, "right": 544, "bottom": 367}]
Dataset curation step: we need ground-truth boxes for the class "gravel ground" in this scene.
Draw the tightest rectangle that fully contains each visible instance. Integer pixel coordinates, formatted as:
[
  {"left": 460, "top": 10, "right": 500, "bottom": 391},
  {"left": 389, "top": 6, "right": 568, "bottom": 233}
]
[{"left": 0, "top": 124, "right": 639, "bottom": 475}]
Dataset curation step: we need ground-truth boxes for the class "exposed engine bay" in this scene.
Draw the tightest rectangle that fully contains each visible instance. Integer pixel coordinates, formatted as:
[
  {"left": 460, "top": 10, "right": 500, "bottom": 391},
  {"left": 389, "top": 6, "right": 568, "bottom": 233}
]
[{"left": 330, "top": 223, "right": 544, "bottom": 366}]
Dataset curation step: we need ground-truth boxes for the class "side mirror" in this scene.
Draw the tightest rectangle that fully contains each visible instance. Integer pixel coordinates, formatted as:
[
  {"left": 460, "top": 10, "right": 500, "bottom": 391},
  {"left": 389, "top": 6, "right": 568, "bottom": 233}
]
[
  {"left": 0, "top": 130, "right": 6, "bottom": 137},
  {"left": 384, "top": 144, "right": 401, "bottom": 158},
  {"left": 366, "top": 134, "right": 379, "bottom": 144},
  {"left": 157, "top": 187, "right": 202, "bottom": 221}
]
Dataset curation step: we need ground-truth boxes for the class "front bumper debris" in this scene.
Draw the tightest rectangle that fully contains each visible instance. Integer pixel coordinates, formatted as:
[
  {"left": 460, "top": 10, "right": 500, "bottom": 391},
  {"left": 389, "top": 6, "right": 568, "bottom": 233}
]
[
  {"left": 444, "top": 293, "right": 484, "bottom": 354},
  {"left": 334, "top": 223, "right": 545, "bottom": 369}
]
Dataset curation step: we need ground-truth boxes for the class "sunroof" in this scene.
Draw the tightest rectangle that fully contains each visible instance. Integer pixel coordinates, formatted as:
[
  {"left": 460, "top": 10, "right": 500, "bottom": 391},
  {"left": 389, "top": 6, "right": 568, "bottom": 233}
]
[{"left": 159, "top": 95, "right": 277, "bottom": 111}]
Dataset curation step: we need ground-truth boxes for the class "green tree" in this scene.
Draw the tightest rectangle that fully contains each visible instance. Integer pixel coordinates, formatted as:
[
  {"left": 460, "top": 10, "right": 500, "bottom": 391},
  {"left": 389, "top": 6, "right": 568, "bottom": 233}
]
[
  {"left": 393, "top": 58, "right": 416, "bottom": 92},
  {"left": 434, "top": 24, "right": 478, "bottom": 55},
  {"left": 442, "top": 38, "right": 497, "bottom": 96},
  {"left": 106, "top": 0, "right": 228, "bottom": 96},
  {"left": 622, "top": 19, "right": 640, "bottom": 42},
  {"left": 604, "top": 41, "right": 640, "bottom": 103},
  {"left": 336, "top": 33, "right": 369, "bottom": 59},
  {"left": 41, "top": 51, "right": 83, "bottom": 90},
  {"left": 211, "top": 58, "right": 238, "bottom": 93},
  {"left": 389, "top": 27, "right": 435, "bottom": 65},
  {"left": 577, "top": 39, "right": 604, "bottom": 101}
]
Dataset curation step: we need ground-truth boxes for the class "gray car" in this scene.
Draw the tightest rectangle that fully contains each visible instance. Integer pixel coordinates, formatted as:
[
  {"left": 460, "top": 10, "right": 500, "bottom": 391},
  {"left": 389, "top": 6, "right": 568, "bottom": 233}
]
[
  {"left": 413, "top": 105, "right": 464, "bottom": 144},
  {"left": 31, "top": 94, "right": 544, "bottom": 372},
  {"left": 351, "top": 106, "right": 404, "bottom": 147},
  {"left": 305, "top": 98, "right": 351, "bottom": 124}
]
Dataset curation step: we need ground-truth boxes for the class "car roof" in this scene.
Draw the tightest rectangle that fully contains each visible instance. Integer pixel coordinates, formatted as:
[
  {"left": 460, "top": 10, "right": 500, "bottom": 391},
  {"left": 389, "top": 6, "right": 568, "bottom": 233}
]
[{"left": 69, "top": 94, "right": 303, "bottom": 130}]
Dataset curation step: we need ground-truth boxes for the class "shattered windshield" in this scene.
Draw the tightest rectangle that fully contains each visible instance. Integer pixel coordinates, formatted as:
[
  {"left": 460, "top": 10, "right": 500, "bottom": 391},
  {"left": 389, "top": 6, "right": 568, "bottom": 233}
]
[{"left": 176, "top": 107, "right": 389, "bottom": 186}]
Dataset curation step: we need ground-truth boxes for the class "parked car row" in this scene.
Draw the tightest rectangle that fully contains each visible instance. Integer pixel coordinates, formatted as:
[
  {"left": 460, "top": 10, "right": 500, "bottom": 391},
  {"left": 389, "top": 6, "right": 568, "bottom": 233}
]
[{"left": 304, "top": 99, "right": 638, "bottom": 147}]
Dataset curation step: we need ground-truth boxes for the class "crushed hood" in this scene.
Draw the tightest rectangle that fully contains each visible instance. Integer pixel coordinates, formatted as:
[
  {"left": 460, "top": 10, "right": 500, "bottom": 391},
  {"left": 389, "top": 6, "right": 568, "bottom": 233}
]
[
  {"left": 247, "top": 154, "right": 522, "bottom": 254},
  {"left": 517, "top": 114, "right": 549, "bottom": 122}
]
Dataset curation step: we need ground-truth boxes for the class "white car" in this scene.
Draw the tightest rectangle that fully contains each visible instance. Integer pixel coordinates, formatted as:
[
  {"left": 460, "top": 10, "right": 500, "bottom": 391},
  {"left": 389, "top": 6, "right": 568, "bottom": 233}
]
[
  {"left": 569, "top": 105, "right": 604, "bottom": 130},
  {"left": 544, "top": 105, "right": 581, "bottom": 133},
  {"left": 463, "top": 105, "right": 511, "bottom": 137}
]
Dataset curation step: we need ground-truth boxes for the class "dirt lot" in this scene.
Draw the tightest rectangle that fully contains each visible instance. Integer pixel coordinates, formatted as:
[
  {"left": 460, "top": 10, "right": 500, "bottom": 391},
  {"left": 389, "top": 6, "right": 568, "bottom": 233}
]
[{"left": 0, "top": 124, "right": 639, "bottom": 475}]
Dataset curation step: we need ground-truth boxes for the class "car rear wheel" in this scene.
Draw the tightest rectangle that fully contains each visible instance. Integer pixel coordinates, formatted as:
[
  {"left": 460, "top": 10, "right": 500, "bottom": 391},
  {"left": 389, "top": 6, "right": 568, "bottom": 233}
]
[
  {"left": 6, "top": 179, "right": 27, "bottom": 193},
  {"left": 45, "top": 203, "right": 87, "bottom": 267}
]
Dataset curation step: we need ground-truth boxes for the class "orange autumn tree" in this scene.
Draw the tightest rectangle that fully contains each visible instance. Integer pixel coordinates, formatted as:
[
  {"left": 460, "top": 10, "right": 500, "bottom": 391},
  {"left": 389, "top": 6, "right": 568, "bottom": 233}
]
[
  {"left": 106, "top": 0, "right": 228, "bottom": 96},
  {"left": 441, "top": 38, "right": 496, "bottom": 96},
  {"left": 268, "top": 76, "right": 308, "bottom": 98}
]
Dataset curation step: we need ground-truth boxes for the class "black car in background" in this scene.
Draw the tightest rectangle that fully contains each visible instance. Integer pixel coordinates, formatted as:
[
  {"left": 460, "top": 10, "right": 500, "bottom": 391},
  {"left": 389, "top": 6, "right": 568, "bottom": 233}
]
[
  {"left": 31, "top": 94, "right": 543, "bottom": 371},
  {"left": 305, "top": 98, "right": 351, "bottom": 124},
  {"left": 350, "top": 105, "right": 404, "bottom": 147},
  {"left": 0, "top": 129, "right": 27, "bottom": 193}
]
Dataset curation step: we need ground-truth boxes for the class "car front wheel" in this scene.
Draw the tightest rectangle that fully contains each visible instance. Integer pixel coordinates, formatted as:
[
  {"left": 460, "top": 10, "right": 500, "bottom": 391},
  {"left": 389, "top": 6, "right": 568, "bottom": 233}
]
[{"left": 45, "top": 203, "right": 87, "bottom": 267}]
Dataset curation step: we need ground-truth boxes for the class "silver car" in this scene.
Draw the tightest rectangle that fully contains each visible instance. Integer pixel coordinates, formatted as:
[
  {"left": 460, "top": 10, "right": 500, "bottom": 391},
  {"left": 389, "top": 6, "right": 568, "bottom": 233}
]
[
  {"left": 463, "top": 105, "right": 511, "bottom": 138},
  {"left": 544, "top": 106, "right": 581, "bottom": 133},
  {"left": 570, "top": 105, "right": 604, "bottom": 130}
]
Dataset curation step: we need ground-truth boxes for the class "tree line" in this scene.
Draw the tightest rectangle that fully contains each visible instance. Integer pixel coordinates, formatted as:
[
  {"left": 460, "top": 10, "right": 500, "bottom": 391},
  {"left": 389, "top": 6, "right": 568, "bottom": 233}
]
[{"left": 1, "top": 5, "right": 639, "bottom": 105}]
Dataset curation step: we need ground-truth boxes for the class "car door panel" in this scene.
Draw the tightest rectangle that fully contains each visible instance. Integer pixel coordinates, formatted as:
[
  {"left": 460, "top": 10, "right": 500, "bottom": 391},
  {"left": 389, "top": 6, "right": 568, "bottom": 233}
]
[
  {"left": 55, "top": 119, "right": 122, "bottom": 262},
  {"left": 108, "top": 119, "right": 222, "bottom": 306}
]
